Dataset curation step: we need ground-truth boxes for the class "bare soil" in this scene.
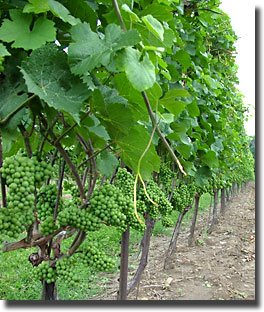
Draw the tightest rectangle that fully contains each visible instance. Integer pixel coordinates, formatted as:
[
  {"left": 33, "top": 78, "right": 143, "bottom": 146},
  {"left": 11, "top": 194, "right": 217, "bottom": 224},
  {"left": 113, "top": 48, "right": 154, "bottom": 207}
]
[{"left": 93, "top": 182, "right": 255, "bottom": 301}]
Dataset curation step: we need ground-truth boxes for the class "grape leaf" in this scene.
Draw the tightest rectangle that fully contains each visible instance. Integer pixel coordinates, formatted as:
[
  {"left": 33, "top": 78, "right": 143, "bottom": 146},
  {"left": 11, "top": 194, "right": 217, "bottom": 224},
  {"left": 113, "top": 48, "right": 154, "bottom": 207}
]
[
  {"left": 91, "top": 86, "right": 134, "bottom": 140},
  {"left": 0, "top": 43, "right": 11, "bottom": 57},
  {"left": 20, "top": 44, "right": 90, "bottom": 123},
  {"left": 121, "top": 4, "right": 140, "bottom": 22},
  {"left": 0, "top": 77, "right": 27, "bottom": 130},
  {"left": 49, "top": 0, "right": 81, "bottom": 26},
  {"left": 187, "top": 100, "right": 200, "bottom": 117},
  {"left": 64, "top": 0, "right": 98, "bottom": 31},
  {"left": 173, "top": 49, "right": 192, "bottom": 69},
  {"left": 142, "top": 15, "right": 164, "bottom": 41},
  {"left": 0, "top": 9, "right": 56, "bottom": 50},
  {"left": 204, "top": 75, "right": 221, "bottom": 90},
  {"left": 195, "top": 167, "right": 211, "bottom": 187},
  {"left": 117, "top": 125, "right": 160, "bottom": 180},
  {"left": 23, "top": 0, "right": 49, "bottom": 13},
  {"left": 68, "top": 23, "right": 141, "bottom": 75},
  {"left": 116, "top": 47, "right": 156, "bottom": 92},
  {"left": 159, "top": 89, "right": 191, "bottom": 118},
  {"left": 175, "top": 144, "right": 192, "bottom": 159},
  {"left": 140, "top": 4, "right": 173, "bottom": 21},
  {"left": 201, "top": 151, "right": 219, "bottom": 168},
  {"left": 96, "top": 150, "right": 119, "bottom": 178}
]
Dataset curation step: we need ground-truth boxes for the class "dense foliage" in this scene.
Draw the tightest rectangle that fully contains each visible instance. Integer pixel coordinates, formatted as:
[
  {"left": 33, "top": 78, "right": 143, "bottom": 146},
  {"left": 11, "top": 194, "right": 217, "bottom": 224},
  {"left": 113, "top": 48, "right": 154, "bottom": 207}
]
[{"left": 0, "top": 0, "right": 254, "bottom": 299}]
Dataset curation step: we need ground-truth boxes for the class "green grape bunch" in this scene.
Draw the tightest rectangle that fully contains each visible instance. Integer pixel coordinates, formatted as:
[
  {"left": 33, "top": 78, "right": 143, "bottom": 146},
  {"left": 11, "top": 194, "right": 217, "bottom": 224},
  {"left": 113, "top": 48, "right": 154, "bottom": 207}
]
[
  {"left": 89, "top": 183, "right": 130, "bottom": 232},
  {"left": 40, "top": 216, "right": 59, "bottom": 236},
  {"left": 56, "top": 258, "right": 79, "bottom": 287},
  {"left": 57, "top": 199, "right": 102, "bottom": 232},
  {"left": 158, "top": 165, "right": 175, "bottom": 195},
  {"left": 36, "top": 184, "right": 61, "bottom": 221},
  {"left": 115, "top": 167, "right": 134, "bottom": 198},
  {"left": 0, "top": 154, "right": 53, "bottom": 239},
  {"left": 32, "top": 261, "right": 57, "bottom": 284},
  {"left": 79, "top": 241, "right": 115, "bottom": 272},
  {"left": 171, "top": 181, "right": 196, "bottom": 212},
  {"left": 138, "top": 179, "right": 173, "bottom": 220}
]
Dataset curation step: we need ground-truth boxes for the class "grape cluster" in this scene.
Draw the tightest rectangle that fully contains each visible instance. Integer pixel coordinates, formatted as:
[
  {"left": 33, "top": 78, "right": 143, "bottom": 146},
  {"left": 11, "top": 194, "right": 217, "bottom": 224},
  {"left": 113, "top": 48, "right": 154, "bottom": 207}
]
[
  {"left": 70, "top": 187, "right": 82, "bottom": 205},
  {"left": 57, "top": 200, "right": 102, "bottom": 232},
  {"left": 56, "top": 258, "right": 79, "bottom": 286},
  {"left": 40, "top": 216, "right": 59, "bottom": 236},
  {"left": 33, "top": 261, "right": 56, "bottom": 284},
  {"left": 115, "top": 168, "right": 174, "bottom": 226},
  {"left": 79, "top": 241, "right": 115, "bottom": 272},
  {"left": 89, "top": 183, "right": 129, "bottom": 232},
  {"left": 158, "top": 165, "right": 175, "bottom": 194},
  {"left": 36, "top": 184, "right": 60, "bottom": 221},
  {"left": 115, "top": 167, "right": 134, "bottom": 198},
  {"left": 162, "top": 215, "right": 174, "bottom": 228},
  {"left": 139, "top": 179, "right": 173, "bottom": 220},
  {"left": 115, "top": 168, "right": 146, "bottom": 231},
  {"left": 171, "top": 182, "right": 196, "bottom": 212},
  {"left": 0, "top": 155, "right": 53, "bottom": 239}
]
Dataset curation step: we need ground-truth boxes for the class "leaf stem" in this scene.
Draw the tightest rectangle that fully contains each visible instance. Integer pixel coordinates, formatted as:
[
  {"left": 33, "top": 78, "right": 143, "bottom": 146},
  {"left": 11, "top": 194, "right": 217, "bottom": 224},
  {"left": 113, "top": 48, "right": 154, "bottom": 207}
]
[
  {"left": 53, "top": 160, "right": 65, "bottom": 220},
  {"left": 0, "top": 94, "right": 36, "bottom": 125},
  {"left": 53, "top": 111, "right": 91, "bottom": 146},
  {"left": 141, "top": 91, "right": 187, "bottom": 176},
  {"left": 0, "top": 129, "right": 7, "bottom": 208},
  {"left": 39, "top": 114, "right": 85, "bottom": 200},
  {"left": 112, "top": 0, "right": 127, "bottom": 32}
]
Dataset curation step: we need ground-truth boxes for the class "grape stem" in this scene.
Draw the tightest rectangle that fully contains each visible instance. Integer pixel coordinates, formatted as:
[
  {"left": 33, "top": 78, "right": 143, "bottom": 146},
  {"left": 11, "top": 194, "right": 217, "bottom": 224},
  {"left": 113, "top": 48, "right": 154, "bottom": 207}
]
[
  {"left": 53, "top": 159, "right": 65, "bottom": 220},
  {"left": 0, "top": 94, "right": 36, "bottom": 125},
  {"left": 142, "top": 91, "right": 187, "bottom": 176},
  {"left": 111, "top": 0, "right": 186, "bottom": 176},
  {"left": 133, "top": 121, "right": 159, "bottom": 225},
  {"left": 0, "top": 129, "right": 7, "bottom": 208},
  {"left": 39, "top": 113, "right": 85, "bottom": 200},
  {"left": 18, "top": 124, "right": 33, "bottom": 158}
]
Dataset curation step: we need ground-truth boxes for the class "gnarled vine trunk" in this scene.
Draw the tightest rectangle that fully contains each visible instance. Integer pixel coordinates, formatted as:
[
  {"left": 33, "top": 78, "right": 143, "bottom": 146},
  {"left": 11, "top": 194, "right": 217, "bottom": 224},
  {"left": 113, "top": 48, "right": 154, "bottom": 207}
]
[
  {"left": 208, "top": 189, "right": 218, "bottom": 232},
  {"left": 164, "top": 204, "right": 192, "bottom": 269},
  {"left": 126, "top": 215, "right": 155, "bottom": 295},
  {"left": 220, "top": 188, "right": 226, "bottom": 216},
  {"left": 117, "top": 227, "right": 130, "bottom": 300},
  {"left": 41, "top": 280, "right": 58, "bottom": 300},
  {"left": 188, "top": 195, "right": 200, "bottom": 247}
]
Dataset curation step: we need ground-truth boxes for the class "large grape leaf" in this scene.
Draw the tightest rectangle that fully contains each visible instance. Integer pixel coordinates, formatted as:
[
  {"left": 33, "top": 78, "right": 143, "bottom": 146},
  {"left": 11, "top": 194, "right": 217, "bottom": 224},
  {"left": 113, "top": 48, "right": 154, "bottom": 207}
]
[
  {"left": 117, "top": 125, "right": 160, "bottom": 180},
  {"left": 90, "top": 86, "right": 134, "bottom": 140},
  {"left": 49, "top": 0, "right": 81, "bottom": 26},
  {"left": 0, "top": 77, "right": 27, "bottom": 130},
  {"left": 0, "top": 9, "right": 56, "bottom": 50},
  {"left": 195, "top": 167, "right": 211, "bottom": 187},
  {"left": 140, "top": 4, "right": 173, "bottom": 22},
  {"left": 68, "top": 23, "right": 141, "bottom": 75},
  {"left": 96, "top": 150, "right": 119, "bottom": 178},
  {"left": 116, "top": 47, "right": 156, "bottom": 92},
  {"left": 64, "top": 0, "right": 98, "bottom": 31},
  {"left": 173, "top": 50, "right": 192, "bottom": 69},
  {"left": 159, "top": 89, "right": 191, "bottom": 118},
  {"left": 0, "top": 43, "right": 11, "bottom": 57},
  {"left": 201, "top": 150, "right": 219, "bottom": 168},
  {"left": 20, "top": 44, "right": 90, "bottom": 123},
  {"left": 23, "top": 0, "right": 49, "bottom": 13},
  {"left": 142, "top": 15, "right": 164, "bottom": 41}
]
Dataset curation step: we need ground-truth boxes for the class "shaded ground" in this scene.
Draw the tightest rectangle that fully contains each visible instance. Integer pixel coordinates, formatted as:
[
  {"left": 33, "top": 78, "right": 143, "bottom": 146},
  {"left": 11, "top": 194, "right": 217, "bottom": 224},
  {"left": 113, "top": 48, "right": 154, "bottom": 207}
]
[{"left": 93, "top": 182, "right": 255, "bottom": 301}]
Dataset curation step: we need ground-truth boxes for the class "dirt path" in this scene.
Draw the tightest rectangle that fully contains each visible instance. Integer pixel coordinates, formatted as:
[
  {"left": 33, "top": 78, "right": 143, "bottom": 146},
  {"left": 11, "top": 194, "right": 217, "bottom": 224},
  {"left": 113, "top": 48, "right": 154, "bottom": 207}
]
[{"left": 94, "top": 182, "right": 255, "bottom": 301}]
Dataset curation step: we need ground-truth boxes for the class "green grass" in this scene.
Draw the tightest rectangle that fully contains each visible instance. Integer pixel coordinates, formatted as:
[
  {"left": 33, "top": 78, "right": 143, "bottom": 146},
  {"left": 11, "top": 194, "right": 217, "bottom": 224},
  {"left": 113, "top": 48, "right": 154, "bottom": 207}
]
[{"left": 0, "top": 193, "right": 215, "bottom": 300}]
